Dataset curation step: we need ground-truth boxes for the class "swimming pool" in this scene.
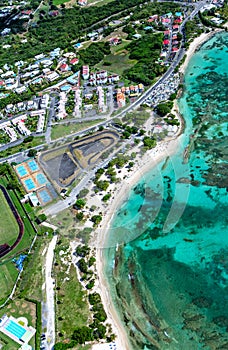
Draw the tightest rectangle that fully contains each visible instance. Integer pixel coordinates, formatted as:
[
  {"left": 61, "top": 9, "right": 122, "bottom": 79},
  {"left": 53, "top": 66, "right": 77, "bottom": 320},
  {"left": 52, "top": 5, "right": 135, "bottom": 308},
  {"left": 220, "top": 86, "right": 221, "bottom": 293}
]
[
  {"left": 36, "top": 173, "right": 48, "bottom": 185},
  {"left": 16, "top": 165, "right": 28, "bottom": 177},
  {"left": 24, "top": 178, "right": 36, "bottom": 191},
  {"left": 5, "top": 320, "right": 26, "bottom": 340},
  {"left": 27, "top": 160, "right": 39, "bottom": 172}
]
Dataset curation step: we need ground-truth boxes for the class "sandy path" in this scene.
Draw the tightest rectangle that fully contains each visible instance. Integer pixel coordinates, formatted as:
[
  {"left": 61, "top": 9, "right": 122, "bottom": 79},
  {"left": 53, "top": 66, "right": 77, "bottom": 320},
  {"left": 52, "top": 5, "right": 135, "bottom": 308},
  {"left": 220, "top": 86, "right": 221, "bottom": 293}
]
[{"left": 43, "top": 235, "right": 58, "bottom": 350}]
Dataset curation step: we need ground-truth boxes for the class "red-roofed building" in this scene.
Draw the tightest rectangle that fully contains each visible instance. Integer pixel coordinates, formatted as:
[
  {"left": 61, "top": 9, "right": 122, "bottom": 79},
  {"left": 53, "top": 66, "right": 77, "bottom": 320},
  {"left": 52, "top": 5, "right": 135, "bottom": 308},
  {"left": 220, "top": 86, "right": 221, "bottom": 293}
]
[
  {"left": 109, "top": 37, "right": 122, "bottom": 46},
  {"left": 174, "top": 18, "right": 182, "bottom": 24},
  {"left": 163, "top": 39, "right": 170, "bottom": 45},
  {"left": 172, "top": 47, "right": 179, "bottom": 52},
  {"left": 162, "top": 18, "right": 170, "bottom": 23},
  {"left": 60, "top": 63, "right": 69, "bottom": 72},
  {"left": 21, "top": 10, "right": 32, "bottom": 15},
  {"left": 70, "top": 58, "right": 79, "bottom": 65},
  {"left": 78, "top": 0, "right": 87, "bottom": 5},
  {"left": 172, "top": 34, "right": 177, "bottom": 40},
  {"left": 172, "top": 24, "right": 179, "bottom": 31},
  {"left": 164, "top": 30, "right": 170, "bottom": 35}
]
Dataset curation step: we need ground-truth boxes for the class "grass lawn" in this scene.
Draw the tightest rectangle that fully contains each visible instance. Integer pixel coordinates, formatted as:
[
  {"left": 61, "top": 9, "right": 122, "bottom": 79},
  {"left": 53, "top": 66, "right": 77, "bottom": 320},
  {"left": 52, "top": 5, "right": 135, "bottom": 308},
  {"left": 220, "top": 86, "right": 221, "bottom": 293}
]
[
  {"left": 0, "top": 190, "right": 19, "bottom": 246},
  {"left": 0, "top": 262, "right": 18, "bottom": 303},
  {"left": 56, "top": 264, "right": 90, "bottom": 340},
  {"left": 0, "top": 332, "right": 18, "bottom": 350},
  {"left": 51, "top": 120, "right": 103, "bottom": 140},
  {"left": 97, "top": 52, "right": 137, "bottom": 76},
  {"left": 18, "top": 236, "right": 50, "bottom": 301},
  {"left": 0, "top": 136, "right": 45, "bottom": 159},
  {"left": 53, "top": 0, "right": 70, "bottom": 5}
]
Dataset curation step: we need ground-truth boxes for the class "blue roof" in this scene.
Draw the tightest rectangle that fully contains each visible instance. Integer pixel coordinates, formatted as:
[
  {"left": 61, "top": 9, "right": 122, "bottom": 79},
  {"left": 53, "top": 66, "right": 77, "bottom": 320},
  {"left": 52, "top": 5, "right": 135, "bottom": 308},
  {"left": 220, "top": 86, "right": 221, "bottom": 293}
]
[
  {"left": 175, "top": 12, "right": 182, "bottom": 16},
  {"left": 144, "top": 26, "right": 153, "bottom": 30}
]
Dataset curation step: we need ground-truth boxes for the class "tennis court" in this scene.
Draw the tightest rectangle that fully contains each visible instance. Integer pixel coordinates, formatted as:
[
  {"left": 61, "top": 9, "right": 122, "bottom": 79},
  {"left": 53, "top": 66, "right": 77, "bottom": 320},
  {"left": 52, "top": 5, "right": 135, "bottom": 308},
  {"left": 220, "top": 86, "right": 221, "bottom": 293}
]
[
  {"left": 27, "top": 160, "right": 39, "bottom": 172},
  {"left": 23, "top": 178, "right": 36, "bottom": 191},
  {"left": 16, "top": 165, "right": 28, "bottom": 178},
  {"left": 37, "top": 189, "right": 52, "bottom": 205},
  {"left": 36, "top": 173, "right": 48, "bottom": 186}
]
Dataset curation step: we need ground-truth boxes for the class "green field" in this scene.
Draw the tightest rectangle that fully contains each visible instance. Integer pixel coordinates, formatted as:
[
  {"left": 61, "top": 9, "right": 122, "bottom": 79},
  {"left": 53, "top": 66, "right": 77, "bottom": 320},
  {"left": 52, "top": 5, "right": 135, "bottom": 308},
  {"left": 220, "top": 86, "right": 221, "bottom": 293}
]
[
  {"left": 0, "top": 177, "right": 37, "bottom": 260},
  {"left": 0, "top": 190, "right": 18, "bottom": 246},
  {"left": 0, "top": 262, "right": 18, "bottom": 304},
  {"left": 51, "top": 120, "right": 103, "bottom": 140},
  {"left": 97, "top": 52, "right": 137, "bottom": 75},
  {"left": 55, "top": 240, "right": 90, "bottom": 342},
  {"left": 53, "top": 0, "right": 70, "bottom": 5}
]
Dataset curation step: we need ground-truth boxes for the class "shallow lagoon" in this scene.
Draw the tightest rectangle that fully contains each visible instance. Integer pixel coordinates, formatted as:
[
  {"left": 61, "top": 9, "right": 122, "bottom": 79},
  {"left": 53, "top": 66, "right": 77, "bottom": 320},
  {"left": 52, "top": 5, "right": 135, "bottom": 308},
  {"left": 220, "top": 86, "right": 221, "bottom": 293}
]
[{"left": 104, "top": 32, "right": 228, "bottom": 349}]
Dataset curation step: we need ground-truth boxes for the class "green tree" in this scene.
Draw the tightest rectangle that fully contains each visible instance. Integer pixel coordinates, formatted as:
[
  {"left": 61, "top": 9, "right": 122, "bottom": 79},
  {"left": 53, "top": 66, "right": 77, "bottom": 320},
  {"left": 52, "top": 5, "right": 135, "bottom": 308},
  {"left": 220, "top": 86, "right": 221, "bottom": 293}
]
[
  {"left": 91, "top": 215, "right": 102, "bottom": 226},
  {"left": 143, "top": 136, "right": 156, "bottom": 149},
  {"left": 28, "top": 148, "right": 37, "bottom": 157},
  {"left": 75, "top": 198, "right": 86, "bottom": 209},
  {"left": 72, "top": 326, "right": 94, "bottom": 344},
  {"left": 76, "top": 212, "right": 84, "bottom": 221}
]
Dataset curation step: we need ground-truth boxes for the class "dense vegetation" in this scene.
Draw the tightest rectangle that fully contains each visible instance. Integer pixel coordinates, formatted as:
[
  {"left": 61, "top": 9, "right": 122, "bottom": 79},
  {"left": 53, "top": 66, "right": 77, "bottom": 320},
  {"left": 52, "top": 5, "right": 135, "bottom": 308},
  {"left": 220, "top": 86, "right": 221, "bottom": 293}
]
[
  {"left": 79, "top": 42, "right": 111, "bottom": 66},
  {"left": 124, "top": 33, "right": 166, "bottom": 85},
  {"left": 0, "top": 0, "right": 146, "bottom": 65}
]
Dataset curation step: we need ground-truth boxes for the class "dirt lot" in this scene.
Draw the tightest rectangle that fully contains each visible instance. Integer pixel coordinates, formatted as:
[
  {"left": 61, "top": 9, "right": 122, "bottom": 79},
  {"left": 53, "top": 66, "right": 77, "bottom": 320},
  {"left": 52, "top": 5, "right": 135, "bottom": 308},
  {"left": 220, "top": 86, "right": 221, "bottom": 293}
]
[{"left": 39, "top": 130, "right": 119, "bottom": 191}]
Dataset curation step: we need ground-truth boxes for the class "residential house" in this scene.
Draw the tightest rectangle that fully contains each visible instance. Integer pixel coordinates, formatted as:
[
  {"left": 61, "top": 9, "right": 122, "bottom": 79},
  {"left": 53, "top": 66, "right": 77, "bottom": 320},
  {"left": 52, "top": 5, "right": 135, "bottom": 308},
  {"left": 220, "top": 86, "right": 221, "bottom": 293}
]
[
  {"left": 78, "top": 0, "right": 87, "bottom": 5},
  {"left": 70, "top": 58, "right": 79, "bottom": 65},
  {"left": 59, "top": 63, "right": 69, "bottom": 73}
]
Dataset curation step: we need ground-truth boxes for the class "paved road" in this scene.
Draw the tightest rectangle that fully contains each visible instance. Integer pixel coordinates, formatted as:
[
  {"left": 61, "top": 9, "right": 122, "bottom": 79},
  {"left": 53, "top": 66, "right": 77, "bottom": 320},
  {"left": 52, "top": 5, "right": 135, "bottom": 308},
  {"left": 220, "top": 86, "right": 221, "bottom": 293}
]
[{"left": 44, "top": 2, "right": 207, "bottom": 216}]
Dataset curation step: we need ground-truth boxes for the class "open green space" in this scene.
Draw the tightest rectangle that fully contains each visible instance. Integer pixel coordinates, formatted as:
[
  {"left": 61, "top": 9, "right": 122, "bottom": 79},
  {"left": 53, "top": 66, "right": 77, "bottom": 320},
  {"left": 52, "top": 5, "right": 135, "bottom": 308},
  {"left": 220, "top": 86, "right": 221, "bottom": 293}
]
[
  {"left": 0, "top": 176, "right": 36, "bottom": 260},
  {"left": 0, "top": 136, "right": 45, "bottom": 160},
  {"left": 0, "top": 190, "right": 18, "bottom": 246},
  {"left": 18, "top": 236, "right": 50, "bottom": 301},
  {"left": 53, "top": 0, "right": 70, "bottom": 5},
  {"left": 97, "top": 52, "right": 137, "bottom": 76},
  {"left": 0, "top": 261, "right": 18, "bottom": 304},
  {"left": 55, "top": 240, "right": 90, "bottom": 342},
  {"left": 0, "top": 332, "right": 18, "bottom": 350},
  {"left": 51, "top": 120, "right": 103, "bottom": 140},
  {"left": 87, "top": 0, "right": 113, "bottom": 6}
]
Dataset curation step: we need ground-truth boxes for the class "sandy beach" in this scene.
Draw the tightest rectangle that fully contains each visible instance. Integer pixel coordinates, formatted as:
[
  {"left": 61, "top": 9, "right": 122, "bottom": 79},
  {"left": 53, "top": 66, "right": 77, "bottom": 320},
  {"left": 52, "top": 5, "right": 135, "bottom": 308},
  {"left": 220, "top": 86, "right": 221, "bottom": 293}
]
[
  {"left": 92, "top": 29, "right": 223, "bottom": 350},
  {"left": 92, "top": 135, "right": 182, "bottom": 350},
  {"left": 179, "top": 29, "right": 222, "bottom": 74}
]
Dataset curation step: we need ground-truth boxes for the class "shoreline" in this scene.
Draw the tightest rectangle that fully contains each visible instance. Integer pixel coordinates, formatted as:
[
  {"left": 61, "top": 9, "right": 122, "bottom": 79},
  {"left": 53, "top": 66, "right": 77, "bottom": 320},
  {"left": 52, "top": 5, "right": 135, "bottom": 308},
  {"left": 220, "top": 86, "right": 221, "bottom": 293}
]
[
  {"left": 179, "top": 28, "right": 223, "bottom": 74},
  {"left": 93, "top": 137, "right": 182, "bottom": 349},
  {"left": 93, "top": 29, "right": 221, "bottom": 349}
]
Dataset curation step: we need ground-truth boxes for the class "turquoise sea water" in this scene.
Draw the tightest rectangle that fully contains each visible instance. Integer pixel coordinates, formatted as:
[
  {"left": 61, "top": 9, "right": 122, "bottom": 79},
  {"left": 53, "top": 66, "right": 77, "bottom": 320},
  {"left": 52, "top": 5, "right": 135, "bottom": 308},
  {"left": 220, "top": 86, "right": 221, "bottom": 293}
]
[{"left": 104, "top": 32, "right": 228, "bottom": 349}]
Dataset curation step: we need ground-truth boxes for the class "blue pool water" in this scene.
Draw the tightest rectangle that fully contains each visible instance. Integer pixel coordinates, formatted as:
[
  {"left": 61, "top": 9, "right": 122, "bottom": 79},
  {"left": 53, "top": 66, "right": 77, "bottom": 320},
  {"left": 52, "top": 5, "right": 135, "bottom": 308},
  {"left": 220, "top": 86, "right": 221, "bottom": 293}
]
[
  {"left": 5, "top": 320, "right": 26, "bottom": 340},
  {"left": 38, "top": 189, "right": 51, "bottom": 203},
  {"left": 36, "top": 173, "right": 48, "bottom": 185},
  {"left": 17, "top": 165, "right": 28, "bottom": 177},
  {"left": 27, "top": 160, "right": 39, "bottom": 172},
  {"left": 24, "top": 178, "right": 36, "bottom": 191}
]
